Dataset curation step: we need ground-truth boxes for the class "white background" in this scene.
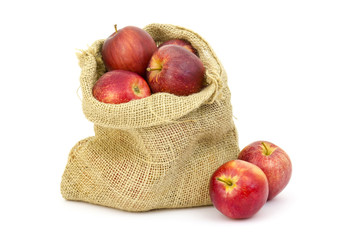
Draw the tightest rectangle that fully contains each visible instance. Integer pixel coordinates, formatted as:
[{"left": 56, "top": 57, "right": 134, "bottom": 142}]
[{"left": 1, "top": 0, "right": 359, "bottom": 239}]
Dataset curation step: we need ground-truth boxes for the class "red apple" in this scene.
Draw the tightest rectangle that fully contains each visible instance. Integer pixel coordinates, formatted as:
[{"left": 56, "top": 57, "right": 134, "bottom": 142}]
[
  {"left": 209, "top": 160, "right": 269, "bottom": 219},
  {"left": 159, "top": 39, "right": 198, "bottom": 55},
  {"left": 238, "top": 141, "right": 292, "bottom": 200},
  {"left": 146, "top": 45, "right": 205, "bottom": 96},
  {"left": 92, "top": 70, "right": 151, "bottom": 104},
  {"left": 101, "top": 25, "right": 157, "bottom": 77}
]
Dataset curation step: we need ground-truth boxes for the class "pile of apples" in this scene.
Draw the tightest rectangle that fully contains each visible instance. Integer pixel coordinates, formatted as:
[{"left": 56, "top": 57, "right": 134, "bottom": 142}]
[
  {"left": 209, "top": 141, "right": 292, "bottom": 219},
  {"left": 93, "top": 25, "right": 205, "bottom": 104}
]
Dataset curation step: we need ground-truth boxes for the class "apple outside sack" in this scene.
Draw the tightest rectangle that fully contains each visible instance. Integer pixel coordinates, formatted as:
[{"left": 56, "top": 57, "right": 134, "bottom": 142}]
[{"left": 60, "top": 23, "right": 239, "bottom": 212}]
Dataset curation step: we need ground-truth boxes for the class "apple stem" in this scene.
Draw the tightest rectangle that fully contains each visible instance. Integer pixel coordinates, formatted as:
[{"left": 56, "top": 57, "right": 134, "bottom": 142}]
[
  {"left": 216, "top": 177, "right": 233, "bottom": 186},
  {"left": 147, "top": 67, "right": 162, "bottom": 72},
  {"left": 261, "top": 142, "right": 272, "bottom": 156},
  {"left": 114, "top": 24, "right": 118, "bottom": 33}
]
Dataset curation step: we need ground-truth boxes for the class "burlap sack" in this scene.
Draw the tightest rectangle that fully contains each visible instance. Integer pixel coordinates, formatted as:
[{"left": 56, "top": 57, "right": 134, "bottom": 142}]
[{"left": 60, "top": 23, "right": 239, "bottom": 212}]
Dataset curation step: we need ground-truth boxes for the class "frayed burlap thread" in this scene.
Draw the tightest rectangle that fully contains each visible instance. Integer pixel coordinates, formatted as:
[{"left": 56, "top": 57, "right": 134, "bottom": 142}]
[{"left": 61, "top": 23, "right": 239, "bottom": 212}]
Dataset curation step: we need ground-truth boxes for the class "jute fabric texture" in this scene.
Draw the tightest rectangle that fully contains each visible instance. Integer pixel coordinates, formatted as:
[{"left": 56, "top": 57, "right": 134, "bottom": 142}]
[{"left": 61, "top": 23, "right": 239, "bottom": 212}]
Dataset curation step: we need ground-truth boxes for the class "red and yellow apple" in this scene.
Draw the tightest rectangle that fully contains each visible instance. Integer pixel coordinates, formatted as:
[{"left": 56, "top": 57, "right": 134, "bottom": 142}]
[
  {"left": 146, "top": 45, "right": 205, "bottom": 96},
  {"left": 101, "top": 25, "right": 157, "bottom": 77},
  {"left": 92, "top": 70, "right": 151, "bottom": 104},
  {"left": 159, "top": 39, "right": 198, "bottom": 55},
  {"left": 209, "top": 160, "right": 269, "bottom": 219},
  {"left": 238, "top": 141, "right": 292, "bottom": 200}
]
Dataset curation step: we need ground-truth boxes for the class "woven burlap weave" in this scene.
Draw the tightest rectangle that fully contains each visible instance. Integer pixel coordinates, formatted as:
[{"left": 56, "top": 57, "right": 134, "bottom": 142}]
[{"left": 61, "top": 23, "right": 239, "bottom": 212}]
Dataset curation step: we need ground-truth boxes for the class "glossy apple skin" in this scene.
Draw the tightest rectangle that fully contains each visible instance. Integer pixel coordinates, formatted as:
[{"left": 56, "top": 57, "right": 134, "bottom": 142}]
[
  {"left": 209, "top": 160, "right": 269, "bottom": 219},
  {"left": 101, "top": 26, "right": 157, "bottom": 77},
  {"left": 159, "top": 39, "right": 198, "bottom": 55},
  {"left": 238, "top": 141, "right": 292, "bottom": 200},
  {"left": 92, "top": 70, "right": 151, "bottom": 104},
  {"left": 146, "top": 45, "right": 205, "bottom": 96}
]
